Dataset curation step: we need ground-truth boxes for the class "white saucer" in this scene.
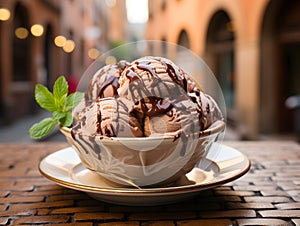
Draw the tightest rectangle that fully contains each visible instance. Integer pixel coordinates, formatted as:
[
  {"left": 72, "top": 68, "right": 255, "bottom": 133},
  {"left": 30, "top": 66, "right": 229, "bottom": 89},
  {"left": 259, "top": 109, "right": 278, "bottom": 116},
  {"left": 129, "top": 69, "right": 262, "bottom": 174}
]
[{"left": 39, "top": 143, "right": 250, "bottom": 206}]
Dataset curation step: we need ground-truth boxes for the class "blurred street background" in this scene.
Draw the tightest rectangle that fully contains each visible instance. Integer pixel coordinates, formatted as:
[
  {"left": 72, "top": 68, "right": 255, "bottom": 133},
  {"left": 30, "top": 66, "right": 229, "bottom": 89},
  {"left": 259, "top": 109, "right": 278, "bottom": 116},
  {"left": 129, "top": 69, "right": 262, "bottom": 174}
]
[{"left": 0, "top": 0, "right": 300, "bottom": 142}]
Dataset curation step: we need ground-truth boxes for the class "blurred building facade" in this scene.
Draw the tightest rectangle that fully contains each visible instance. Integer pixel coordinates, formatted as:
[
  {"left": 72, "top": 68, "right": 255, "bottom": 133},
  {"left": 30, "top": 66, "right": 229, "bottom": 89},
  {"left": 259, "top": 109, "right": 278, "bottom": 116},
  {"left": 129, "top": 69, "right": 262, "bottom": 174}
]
[
  {"left": 146, "top": 0, "right": 300, "bottom": 139},
  {"left": 0, "top": 0, "right": 127, "bottom": 125}
]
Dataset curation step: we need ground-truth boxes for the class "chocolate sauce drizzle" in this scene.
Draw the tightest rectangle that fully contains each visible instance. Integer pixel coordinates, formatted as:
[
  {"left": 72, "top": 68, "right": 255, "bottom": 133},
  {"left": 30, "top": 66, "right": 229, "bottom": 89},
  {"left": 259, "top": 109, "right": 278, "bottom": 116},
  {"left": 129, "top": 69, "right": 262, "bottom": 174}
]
[
  {"left": 98, "top": 75, "right": 119, "bottom": 98},
  {"left": 124, "top": 58, "right": 189, "bottom": 117}
]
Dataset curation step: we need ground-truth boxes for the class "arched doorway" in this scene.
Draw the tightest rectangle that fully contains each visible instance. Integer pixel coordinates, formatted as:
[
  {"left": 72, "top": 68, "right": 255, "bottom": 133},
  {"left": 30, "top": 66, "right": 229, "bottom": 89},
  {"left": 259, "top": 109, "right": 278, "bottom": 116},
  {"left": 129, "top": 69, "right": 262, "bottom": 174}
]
[
  {"left": 13, "top": 3, "right": 30, "bottom": 82},
  {"left": 44, "top": 24, "right": 53, "bottom": 88},
  {"left": 206, "top": 10, "right": 235, "bottom": 122},
  {"left": 12, "top": 3, "right": 32, "bottom": 119},
  {"left": 177, "top": 30, "right": 190, "bottom": 49},
  {"left": 261, "top": 0, "right": 300, "bottom": 134}
]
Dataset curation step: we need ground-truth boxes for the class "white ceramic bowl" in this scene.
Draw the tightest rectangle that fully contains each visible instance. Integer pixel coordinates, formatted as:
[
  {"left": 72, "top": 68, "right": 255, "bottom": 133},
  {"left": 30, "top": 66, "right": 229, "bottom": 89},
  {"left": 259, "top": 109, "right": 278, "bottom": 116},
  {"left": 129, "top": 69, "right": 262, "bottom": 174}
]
[{"left": 60, "top": 120, "right": 225, "bottom": 187}]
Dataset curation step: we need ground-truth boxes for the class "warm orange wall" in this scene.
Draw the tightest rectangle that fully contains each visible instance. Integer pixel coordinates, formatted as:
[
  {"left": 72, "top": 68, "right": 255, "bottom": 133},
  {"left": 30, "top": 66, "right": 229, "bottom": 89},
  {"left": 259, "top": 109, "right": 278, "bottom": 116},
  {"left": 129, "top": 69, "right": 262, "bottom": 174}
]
[{"left": 146, "top": 0, "right": 271, "bottom": 139}]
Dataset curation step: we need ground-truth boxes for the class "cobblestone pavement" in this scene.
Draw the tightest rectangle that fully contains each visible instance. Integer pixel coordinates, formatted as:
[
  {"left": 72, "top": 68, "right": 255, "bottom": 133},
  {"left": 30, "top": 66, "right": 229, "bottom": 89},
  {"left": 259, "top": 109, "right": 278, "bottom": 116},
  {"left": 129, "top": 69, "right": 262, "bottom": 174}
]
[{"left": 0, "top": 141, "right": 299, "bottom": 225}]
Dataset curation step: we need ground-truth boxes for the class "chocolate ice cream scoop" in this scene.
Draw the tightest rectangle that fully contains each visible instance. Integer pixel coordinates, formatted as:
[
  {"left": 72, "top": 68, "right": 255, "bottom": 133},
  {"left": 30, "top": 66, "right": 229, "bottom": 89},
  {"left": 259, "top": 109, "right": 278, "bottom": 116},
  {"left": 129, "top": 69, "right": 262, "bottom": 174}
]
[
  {"left": 73, "top": 61, "right": 129, "bottom": 121},
  {"left": 118, "top": 56, "right": 191, "bottom": 117},
  {"left": 144, "top": 98, "right": 200, "bottom": 137},
  {"left": 86, "top": 60, "right": 129, "bottom": 102},
  {"left": 72, "top": 97, "right": 143, "bottom": 138}
]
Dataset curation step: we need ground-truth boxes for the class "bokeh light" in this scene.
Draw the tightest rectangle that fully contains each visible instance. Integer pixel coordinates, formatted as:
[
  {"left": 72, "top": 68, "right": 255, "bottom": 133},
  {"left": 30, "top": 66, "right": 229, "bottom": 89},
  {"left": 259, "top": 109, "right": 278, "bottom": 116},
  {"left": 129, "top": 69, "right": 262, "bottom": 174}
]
[
  {"left": 31, "top": 24, "right": 44, "bottom": 37},
  {"left": 15, "top": 27, "right": 29, "bottom": 39},
  {"left": 0, "top": 8, "right": 10, "bottom": 21},
  {"left": 54, "top": 35, "right": 66, "bottom": 47},
  {"left": 63, "top": 40, "right": 75, "bottom": 53},
  {"left": 88, "top": 48, "right": 100, "bottom": 60},
  {"left": 105, "top": 56, "right": 117, "bottom": 65}
]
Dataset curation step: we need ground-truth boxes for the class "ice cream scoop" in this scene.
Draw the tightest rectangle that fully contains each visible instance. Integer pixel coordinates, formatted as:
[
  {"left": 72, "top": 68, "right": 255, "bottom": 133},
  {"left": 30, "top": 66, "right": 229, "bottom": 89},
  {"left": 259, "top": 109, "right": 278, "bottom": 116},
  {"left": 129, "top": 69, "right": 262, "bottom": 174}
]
[
  {"left": 73, "top": 61, "right": 129, "bottom": 121},
  {"left": 118, "top": 56, "right": 191, "bottom": 117},
  {"left": 73, "top": 97, "right": 143, "bottom": 138},
  {"left": 86, "top": 60, "right": 129, "bottom": 102},
  {"left": 144, "top": 98, "right": 200, "bottom": 137}
]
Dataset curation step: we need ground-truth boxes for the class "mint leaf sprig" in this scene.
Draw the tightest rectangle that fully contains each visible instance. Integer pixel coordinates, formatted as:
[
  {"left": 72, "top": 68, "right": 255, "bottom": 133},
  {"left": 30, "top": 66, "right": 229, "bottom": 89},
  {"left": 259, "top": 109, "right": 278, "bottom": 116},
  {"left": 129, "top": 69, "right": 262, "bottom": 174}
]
[{"left": 29, "top": 76, "right": 84, "bottom": 139}]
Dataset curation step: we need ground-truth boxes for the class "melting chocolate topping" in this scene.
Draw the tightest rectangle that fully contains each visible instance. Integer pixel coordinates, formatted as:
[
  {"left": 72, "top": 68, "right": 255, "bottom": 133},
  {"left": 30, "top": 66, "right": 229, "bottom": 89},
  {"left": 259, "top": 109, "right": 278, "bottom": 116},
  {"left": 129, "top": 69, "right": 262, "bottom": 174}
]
[{"left": 124, "top": 57, "right": 191, "bottom": 117}]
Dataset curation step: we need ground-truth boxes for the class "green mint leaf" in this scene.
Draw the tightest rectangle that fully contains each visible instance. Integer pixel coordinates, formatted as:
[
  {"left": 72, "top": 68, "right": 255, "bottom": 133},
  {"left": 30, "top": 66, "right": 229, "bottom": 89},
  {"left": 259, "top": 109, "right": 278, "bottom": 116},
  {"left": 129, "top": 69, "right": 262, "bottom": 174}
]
[
  {"left": 52, "top": 111, "right": 66, "bottom": 121},
  {"left": 29, "top": 117, "right": 57, "bottom": 139},
  {"left": 59, "top": 111, "right": 73, "bottom": 127},
  {"left": 31, "top": 76, "right": 82, "bottom": 139},
  {"left": 65, "top": 92, "right": 84, "bottom": 111},
  {"left": 53, "top": 76, "right": 68, "bottom": 110},
  {"left": 35, "top": 84, "right": 56, "bottom": 112}
]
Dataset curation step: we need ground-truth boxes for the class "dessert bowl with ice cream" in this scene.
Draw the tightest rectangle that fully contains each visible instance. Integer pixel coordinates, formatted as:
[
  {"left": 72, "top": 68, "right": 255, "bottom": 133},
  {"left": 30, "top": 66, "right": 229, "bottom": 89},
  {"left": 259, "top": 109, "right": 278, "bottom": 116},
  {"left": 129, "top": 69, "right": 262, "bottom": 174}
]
[{"left": 60, "top": 56, "right": 225, "bottom": 187}]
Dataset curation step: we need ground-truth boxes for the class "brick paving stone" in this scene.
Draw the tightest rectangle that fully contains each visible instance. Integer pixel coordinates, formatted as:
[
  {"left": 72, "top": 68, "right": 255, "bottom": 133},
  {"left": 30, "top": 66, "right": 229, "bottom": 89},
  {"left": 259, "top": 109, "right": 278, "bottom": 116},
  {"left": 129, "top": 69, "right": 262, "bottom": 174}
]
[
  {"left": 37, "top": 208, "right": 51, "bottom": 215},
  {"left": 0, "top": 195, "right": 44, "bottom": 203},
  {"left": 12, "top": 189, "right": 66, "bottom": 197},
  {"left": 252, "top": 181, "right": 279, "bottom": 186},
  {"left": 287, "top": 190, "right": 300, "bottom": 196},
  {"left": 244, "top": 196, "right": 292, "bottom": 203},
  {"left": 128, "top": 212, "right": 197, "bottom": 221},
  {"left": 260, "top": 190, "right": 290, "bottom": 196},
  {"left": 140, "top": 221, "right": 175, "bottom": 226},
  {"left": 259, "top": 210, "right": 300, "bottom": 218},
  {"left": 272, "top": 176, "right": 300, "bottom": 182},
  {"left": 176, "top": 219, "right": 233, "bottom": 226},
  {"left": 276, "top": 172, "right": 300, "bottom": 177},
  {"left": 292, "top": 196, "right": 300, "bottom": 202},
  {"left": 12, "top": 215, "right": 70, "bottom": 225},
  {"left": 236, "top": 218, "right": 290, "bottom": 225},
  {"left": 0, "top": 209, "right": 36, "bottom": 217},
  {"left": 275, "top": 202, "right": 300, "bottom": 209},
  {"left": 51, "top": 223, "right": 93, "bottom": 226},
  {"left": 51, "top": 206, "right": 105, "bottom": 214},
  {"left": 199, "top": 210, "right": 256, "bottom": 218},
  {"left": 225, "top": 202, "right": 274, "bottom": 210},
  {"left": 233, "top": 185, "right": 280, "bottom": 191},
  {"left": 277, "top": 182, "right": 300, "bottom": 190},
  {"left": 74, "top": 212, "right": 124, "bottom": 221},
  {"left": 98, "top": 221, "right": 141, "bottom": 226},
  {"left": 0, "top": 180, "right": 14, "bottom": 187},
  {"left": 0, "top": 183, "right": 34, "bottom": 191},
  {"left": 9, "top": 200, "right": 74, "bottom": 211}
]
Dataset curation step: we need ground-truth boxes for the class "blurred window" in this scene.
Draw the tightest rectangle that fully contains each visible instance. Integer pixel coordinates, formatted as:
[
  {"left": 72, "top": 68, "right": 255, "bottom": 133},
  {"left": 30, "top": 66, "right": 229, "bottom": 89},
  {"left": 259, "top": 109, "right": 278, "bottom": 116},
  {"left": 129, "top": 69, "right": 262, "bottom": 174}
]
[
  {"left": 177, "top": 30, "right": 190, "bottom": 49},
  {"left": 206, "top": 11, "right": 235, "bottom": 110},
  {"left": 44, "top": 24, "right": 53, "bottom": 88},
  {"left": 13, "top": 3, "right": 30, "bottom": 82}
]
